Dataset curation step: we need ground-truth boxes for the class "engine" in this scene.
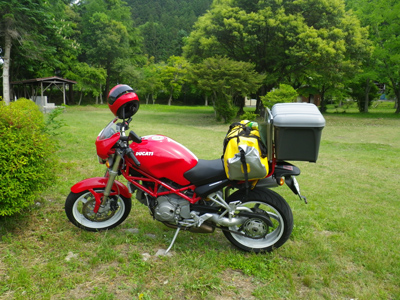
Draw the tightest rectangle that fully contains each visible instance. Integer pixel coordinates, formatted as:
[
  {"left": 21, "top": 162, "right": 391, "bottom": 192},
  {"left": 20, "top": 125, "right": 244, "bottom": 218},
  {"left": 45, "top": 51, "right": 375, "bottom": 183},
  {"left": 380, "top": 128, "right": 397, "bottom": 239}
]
[{"left": 154, "top": 194, "right": 191, "bottom": 223}]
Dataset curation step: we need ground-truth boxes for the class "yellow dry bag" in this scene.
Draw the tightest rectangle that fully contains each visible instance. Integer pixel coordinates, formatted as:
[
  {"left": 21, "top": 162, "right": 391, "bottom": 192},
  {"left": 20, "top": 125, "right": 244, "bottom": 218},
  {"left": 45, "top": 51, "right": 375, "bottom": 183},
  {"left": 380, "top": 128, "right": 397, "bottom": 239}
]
[{"left": 223, "top": 120, "right": 268, "bottom": 181}]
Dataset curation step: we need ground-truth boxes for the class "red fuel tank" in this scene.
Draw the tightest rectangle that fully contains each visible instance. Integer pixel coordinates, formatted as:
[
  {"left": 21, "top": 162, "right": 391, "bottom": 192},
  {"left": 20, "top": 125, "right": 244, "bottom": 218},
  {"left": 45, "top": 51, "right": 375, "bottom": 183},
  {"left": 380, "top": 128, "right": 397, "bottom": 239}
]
[{"left": 130, "top": 135, "right": 198, "bottom": 186}]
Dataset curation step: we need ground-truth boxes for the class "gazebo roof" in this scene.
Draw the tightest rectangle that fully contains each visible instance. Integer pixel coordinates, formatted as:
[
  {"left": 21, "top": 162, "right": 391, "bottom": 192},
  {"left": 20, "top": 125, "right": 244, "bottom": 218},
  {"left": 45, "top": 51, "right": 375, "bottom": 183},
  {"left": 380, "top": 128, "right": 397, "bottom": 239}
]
[
  {"left": 10, "top": 76, "right": 77, "bottom": 106},
  {"left": 11, "top": 76, "right": 77, "bottom": 85}
]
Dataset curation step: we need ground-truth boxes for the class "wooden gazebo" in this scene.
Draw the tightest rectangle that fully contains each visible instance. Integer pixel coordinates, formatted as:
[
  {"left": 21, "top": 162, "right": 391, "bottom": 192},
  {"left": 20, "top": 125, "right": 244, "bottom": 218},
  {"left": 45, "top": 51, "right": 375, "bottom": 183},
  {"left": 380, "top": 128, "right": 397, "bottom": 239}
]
[{"left": 10, "top": 76, "right": 77, "bottom": 105}]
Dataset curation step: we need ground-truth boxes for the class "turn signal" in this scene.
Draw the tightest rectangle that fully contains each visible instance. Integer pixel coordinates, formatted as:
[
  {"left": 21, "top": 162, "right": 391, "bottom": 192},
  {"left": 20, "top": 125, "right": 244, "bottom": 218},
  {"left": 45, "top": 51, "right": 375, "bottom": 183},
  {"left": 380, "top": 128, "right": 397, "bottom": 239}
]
[
  {"left": 278, "top": 177, "right": 285, "bottom": 186},
  {"left": 98, "top": 156, "right": 106, "bottom": 164},
  {"left": 106, "top": 160, "right": 110, "bottom": 168}
]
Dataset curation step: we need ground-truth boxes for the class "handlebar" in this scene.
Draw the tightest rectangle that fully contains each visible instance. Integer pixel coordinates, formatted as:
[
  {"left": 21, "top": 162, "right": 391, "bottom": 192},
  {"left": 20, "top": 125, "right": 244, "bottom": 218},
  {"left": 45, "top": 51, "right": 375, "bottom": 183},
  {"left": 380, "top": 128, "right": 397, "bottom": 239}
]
[
  {"left": 126, "top": 131, "right": 141, "bottom": 167},
  {"left": 129, "top": 130, "right": 142, "bottom": 143},
  {"left": 116, "top": 122, "right": 142, "bottom": 167}
]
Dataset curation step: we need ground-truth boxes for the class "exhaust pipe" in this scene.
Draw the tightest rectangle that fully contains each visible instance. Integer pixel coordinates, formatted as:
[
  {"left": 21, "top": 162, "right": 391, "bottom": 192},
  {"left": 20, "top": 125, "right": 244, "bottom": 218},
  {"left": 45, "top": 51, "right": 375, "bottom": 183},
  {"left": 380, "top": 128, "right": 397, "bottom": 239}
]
[
  {"left": 162, "top": 222, "right": 215, "bottom": 233},
  {"left": 201, "top": 213, "right": 247, "bottom": 227}
]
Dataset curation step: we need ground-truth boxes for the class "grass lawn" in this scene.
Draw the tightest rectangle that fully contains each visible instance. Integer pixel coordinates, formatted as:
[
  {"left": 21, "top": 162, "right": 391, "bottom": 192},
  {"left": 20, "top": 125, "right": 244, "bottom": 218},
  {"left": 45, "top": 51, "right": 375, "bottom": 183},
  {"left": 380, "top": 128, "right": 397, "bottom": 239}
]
[{"left": 0, "top": 103, "right": 399, "bottom": 299}]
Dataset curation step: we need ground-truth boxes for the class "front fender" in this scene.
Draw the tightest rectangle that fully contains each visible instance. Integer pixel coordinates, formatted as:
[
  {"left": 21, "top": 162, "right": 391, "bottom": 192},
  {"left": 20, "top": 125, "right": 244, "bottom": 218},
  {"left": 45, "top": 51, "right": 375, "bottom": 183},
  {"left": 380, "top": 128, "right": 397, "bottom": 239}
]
[{"left": 70, "top": 177, "right": 132, "bottom": 199}]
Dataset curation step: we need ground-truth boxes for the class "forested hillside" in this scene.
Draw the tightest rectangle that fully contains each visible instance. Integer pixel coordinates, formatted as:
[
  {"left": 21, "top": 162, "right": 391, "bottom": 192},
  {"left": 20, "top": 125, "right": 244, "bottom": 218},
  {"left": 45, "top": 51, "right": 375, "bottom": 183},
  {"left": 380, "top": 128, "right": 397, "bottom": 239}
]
[
  {"left": 0, "top": 0, "right": 212, "bottom": 106},
  {"left": 1, "top": 0, "right": 400, "bottom": 115},
  {"left": 128, "top": 0, "right": 212, "bottom": 61}
]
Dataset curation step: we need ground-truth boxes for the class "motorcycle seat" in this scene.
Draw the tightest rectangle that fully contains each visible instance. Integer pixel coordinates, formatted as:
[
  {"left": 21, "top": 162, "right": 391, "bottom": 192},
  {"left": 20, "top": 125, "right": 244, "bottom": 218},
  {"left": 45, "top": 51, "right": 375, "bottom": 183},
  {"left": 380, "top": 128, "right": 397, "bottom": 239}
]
[{"left": 183, "top": 159, "right": 227, "bottom": 186}]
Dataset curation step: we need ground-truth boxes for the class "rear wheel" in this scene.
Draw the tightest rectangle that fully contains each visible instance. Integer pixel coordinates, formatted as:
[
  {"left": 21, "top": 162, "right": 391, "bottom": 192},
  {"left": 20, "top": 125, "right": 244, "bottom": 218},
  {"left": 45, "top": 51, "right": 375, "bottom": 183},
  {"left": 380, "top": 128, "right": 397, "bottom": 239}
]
[
  {"left": 223, "top": 188, "right": 293, "bottom": 253},
  {"left": 65, "top": 189, "right": 131, "bottom": 231}
]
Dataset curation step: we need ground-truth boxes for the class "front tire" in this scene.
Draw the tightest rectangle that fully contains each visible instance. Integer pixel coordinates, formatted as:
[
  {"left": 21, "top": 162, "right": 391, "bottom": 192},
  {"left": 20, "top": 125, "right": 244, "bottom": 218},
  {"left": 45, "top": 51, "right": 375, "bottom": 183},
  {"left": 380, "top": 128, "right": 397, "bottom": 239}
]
[
  {"left": 65, "top": 189, "right": 132, "bottom": 232},
  {"left": 223, "top": 188, "right": 293, "bottom": 253}
]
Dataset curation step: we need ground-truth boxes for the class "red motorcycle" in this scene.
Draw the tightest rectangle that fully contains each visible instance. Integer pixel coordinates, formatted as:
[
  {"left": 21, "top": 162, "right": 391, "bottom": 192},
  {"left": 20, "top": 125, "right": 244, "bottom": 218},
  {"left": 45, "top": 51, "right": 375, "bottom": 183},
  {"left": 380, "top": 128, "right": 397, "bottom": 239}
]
[{"left": 65, "top": 84, "right": 324, "bottom": 253}]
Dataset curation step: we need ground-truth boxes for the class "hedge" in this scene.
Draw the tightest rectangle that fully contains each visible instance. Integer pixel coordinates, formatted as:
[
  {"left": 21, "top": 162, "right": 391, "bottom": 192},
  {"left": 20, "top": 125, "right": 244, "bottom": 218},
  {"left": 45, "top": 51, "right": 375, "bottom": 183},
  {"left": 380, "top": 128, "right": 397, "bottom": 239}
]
[{"left": 0, "top": 99, "right": 56, "bottom": 216}]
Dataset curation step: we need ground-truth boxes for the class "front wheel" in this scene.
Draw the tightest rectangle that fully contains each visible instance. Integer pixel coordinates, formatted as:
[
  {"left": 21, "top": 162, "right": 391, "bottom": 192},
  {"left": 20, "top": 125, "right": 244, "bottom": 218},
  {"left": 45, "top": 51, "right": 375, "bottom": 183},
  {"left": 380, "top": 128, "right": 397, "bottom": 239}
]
[
  {"left": 65, "top": 189, "right": 132, "bottom": 232},
  {"left": 223, "top": 188, "right": 293, "bottom": 253}
]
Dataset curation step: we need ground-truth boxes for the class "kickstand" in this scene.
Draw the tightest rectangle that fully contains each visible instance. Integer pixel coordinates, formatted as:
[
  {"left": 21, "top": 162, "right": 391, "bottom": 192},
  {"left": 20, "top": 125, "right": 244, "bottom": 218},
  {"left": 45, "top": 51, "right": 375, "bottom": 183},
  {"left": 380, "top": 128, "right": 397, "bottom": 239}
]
[{"left": 165, "top": 226, "right": 181, "bottom": 254}]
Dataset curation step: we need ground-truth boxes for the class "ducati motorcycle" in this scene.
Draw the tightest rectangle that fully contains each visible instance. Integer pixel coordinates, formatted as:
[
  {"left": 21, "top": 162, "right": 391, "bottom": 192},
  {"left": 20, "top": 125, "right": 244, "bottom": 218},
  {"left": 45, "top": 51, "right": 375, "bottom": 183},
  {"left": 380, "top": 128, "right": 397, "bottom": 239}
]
[{"left": 65, "top": 85, "right": 308, "bottom": 253}]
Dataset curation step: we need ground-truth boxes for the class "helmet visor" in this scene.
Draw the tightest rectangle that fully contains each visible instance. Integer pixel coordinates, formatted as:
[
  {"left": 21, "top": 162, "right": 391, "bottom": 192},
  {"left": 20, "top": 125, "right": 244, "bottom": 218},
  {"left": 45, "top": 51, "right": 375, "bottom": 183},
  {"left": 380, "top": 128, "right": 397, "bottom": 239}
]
[{"left": 108, "top": 85, "right": 135, "bottom": 105}]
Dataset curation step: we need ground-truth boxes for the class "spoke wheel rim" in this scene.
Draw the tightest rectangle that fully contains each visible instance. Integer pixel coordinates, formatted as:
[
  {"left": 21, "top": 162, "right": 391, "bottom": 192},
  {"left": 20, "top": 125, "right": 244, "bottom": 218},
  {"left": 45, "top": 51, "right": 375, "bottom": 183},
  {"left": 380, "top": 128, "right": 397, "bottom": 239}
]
[
  {"left": 72, "top": 191, "right": 126, "bottom": 229},
  {"left": 229, "top": 201, "right": 285, "bottom": 249}
]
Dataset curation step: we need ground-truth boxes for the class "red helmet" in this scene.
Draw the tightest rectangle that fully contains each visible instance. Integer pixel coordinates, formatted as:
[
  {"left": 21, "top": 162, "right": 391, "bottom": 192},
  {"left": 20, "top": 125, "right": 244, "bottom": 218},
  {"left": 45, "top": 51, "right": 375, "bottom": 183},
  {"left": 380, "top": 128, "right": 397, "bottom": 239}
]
[{"left": 108, "top": 84, "right": 139, "bottom": 119}]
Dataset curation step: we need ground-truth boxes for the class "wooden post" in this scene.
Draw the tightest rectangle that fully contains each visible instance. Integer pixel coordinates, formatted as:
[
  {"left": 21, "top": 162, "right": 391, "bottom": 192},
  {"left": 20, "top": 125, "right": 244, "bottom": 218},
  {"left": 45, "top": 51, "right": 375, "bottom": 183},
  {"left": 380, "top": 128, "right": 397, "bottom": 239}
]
[
  {"left": 63, "top": 83, "right": 66, "bottom": 105},
  {"left": 68, "top": 83, "right": 74, "bottom": 105}
]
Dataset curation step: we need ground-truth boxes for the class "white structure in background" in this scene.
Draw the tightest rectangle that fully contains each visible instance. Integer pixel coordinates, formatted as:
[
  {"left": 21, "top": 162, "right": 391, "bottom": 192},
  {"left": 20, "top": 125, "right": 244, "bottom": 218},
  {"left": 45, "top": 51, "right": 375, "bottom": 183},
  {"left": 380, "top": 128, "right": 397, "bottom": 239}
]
[
  {"left": 30, "top": 95, "right": 56, "bottom": 113},
  {"left": 245, "top": 98, "right": 257, "bottom": 107}
]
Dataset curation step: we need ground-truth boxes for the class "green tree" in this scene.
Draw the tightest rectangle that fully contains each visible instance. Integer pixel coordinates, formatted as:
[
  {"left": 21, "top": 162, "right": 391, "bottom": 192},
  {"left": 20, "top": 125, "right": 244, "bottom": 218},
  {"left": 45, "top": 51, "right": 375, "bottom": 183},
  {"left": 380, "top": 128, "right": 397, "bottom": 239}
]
[
  {"left": 188, "top": 56, "right": 265, "bottom": 122},
  {"left": 0, "top": 0, "right": 58, "bottom": 104},
  {"left": 345, "top": 60, "right": 379, "bottom": 113},
  {"left": 78, "top": 0, "right": 143, "bottom": 96},
  {"left": 138, "top": 22, "right": 168, "bottom": 62},
  {"left": 348, "top": 77, "right": 379, "bottom": 112},
  {"left": 136, "top": 60, "right": 165, "bottom": 104},
  {"left": 66, "top": 62, "right": 107, "bottom": 105},
  {"left": 183, "top": 0, "right": 371, "bottom": 112},
  {"left": 116, "top": 57, "right": 165, "bottom": 104},
  {"left": 45, "top": 1, "right": 81, "bottom": 78},
  {"left": 160, "top": 56, "right": 189, "bottom": 105},
  {"left": 128, "top": 0, "right": 212, "bottom": 61},
  {"left": 346, "top": 0, "right": 400, "bottom": 113}
]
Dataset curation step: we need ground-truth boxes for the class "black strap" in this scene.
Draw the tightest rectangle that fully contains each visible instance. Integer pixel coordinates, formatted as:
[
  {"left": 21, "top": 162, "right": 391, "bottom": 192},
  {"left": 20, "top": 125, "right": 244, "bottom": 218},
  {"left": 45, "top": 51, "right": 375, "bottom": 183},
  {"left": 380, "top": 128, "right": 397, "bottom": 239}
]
[
  {"left": 223, "top": 123, "right": 247, "bottom": 152},
  {"left": 222, "top": 122, "right": 266, "bottom": 199},
  {"left": 239, "top": 148, "right": 249, "bottom": 199}
]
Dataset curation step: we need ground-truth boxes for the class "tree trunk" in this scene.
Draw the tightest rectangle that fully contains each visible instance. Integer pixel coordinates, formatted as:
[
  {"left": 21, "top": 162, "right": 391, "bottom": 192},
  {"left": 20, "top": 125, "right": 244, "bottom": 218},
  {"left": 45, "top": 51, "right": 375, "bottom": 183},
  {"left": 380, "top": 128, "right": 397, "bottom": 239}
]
[
  {"left": 212, "top": 91, "right": 217, "bottom": 117},
  {"left": 395, "top": 89, "right": 400, "bottom": 114},
  {"left": 387, "top": 77, "right": 400, "bottom": 113},
  {"left": 105, "top": 62, "right": 111, "bottom": 101},
  {"left": 364, "top": 78, "right": 371, "bottom": 113},
  {"left": 319, "top": 85, "right": 327, "bottom": 113},
  {"left": 204, "top": 94, "right": 208, "bottom": 106},
  {"left": 255, "top": 85, "right": 268, "bottom": 114},
  {"left": 2, "top": 33, "right": 12, "bottom": 105},
  {"left": 100, "top": 83, "right": 104, "bottom": 104},
  {"left": 236, "top": 97, "right": 245, "bottom": 116},
  {"left": 78, "top": 91, "right": 83, "bottom": 105},
  {"left": 168, "top": 88, "right": 174, "bottom": 105}
]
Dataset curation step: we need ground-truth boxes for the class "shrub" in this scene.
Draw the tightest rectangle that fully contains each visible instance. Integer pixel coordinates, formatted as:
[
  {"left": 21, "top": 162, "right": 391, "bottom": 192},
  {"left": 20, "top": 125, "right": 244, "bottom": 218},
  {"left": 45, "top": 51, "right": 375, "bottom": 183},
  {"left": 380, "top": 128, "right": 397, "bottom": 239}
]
[
  {"left": 240, "top": 111, "right": 260, "bottom": 121},
  {"left": 215, "top": 95, "right": 237, "bottom": 123},
  {"left": 0, "top": 99, "right": 56, "bottom": 216},
  {"left": 44, "top": 106, "right": 66, "bottom": 135},
  {"left": 261, "top": 84, "right": 298, "bottom": 108}
]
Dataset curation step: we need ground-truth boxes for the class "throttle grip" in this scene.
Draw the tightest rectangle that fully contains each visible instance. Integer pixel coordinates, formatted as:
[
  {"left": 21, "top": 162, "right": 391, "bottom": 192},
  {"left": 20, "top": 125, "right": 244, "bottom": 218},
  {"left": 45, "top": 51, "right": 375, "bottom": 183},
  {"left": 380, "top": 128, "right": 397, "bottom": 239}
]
[{"left": 126, "top": 148, "right": 141, "bottom": 167}]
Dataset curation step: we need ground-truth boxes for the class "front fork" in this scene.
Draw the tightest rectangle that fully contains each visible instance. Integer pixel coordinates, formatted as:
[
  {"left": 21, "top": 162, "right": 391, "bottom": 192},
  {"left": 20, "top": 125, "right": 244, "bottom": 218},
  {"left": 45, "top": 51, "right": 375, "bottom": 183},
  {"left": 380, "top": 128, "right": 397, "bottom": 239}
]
[{"left": 94, "top": 153, "right": 123, "bottom": 213}]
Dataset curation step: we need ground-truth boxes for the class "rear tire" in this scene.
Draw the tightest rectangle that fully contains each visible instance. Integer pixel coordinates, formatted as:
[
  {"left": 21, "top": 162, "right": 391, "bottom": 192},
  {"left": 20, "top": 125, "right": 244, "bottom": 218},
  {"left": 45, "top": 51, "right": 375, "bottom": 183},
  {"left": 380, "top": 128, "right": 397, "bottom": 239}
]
[
  {"left": 65, "top": 189, "right": 131, "bottom": 232},
  {"left": 223, "top": 188, "right": 293, "bottom": 253}
]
